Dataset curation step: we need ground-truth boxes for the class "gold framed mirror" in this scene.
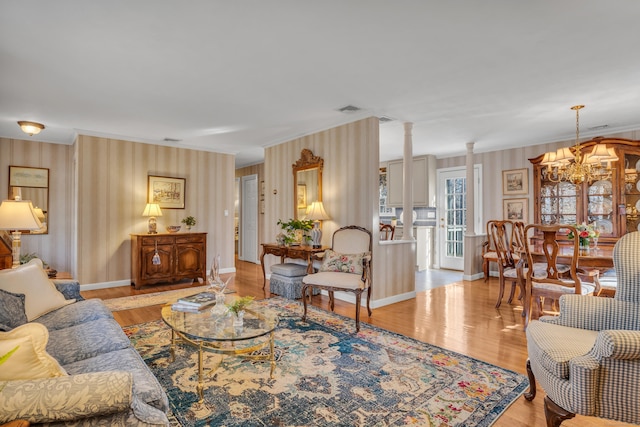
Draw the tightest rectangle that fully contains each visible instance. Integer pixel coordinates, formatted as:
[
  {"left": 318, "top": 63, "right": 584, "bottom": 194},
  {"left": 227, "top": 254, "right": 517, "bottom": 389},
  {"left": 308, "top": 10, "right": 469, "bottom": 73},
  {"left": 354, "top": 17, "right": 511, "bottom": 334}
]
[
  {"left": 293, "top": 149, "right": 323, "bottom": 219},
  {"left": 8, "top": 165, "right": 49, "bottom": 234}
]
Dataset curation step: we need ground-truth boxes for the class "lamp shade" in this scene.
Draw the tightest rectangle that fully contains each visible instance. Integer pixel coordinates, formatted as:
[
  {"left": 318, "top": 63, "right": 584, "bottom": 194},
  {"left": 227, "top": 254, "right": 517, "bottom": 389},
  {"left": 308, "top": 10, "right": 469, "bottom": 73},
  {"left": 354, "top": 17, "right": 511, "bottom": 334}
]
[
  {"left": 305, "top": 201, "right": 330, "bottom": 221},
  {"left": 0, "top": 200, "right": 43, "bottom": 230},
  {"left": 142, "top": 203, "right": 163, "bottom": 217}
]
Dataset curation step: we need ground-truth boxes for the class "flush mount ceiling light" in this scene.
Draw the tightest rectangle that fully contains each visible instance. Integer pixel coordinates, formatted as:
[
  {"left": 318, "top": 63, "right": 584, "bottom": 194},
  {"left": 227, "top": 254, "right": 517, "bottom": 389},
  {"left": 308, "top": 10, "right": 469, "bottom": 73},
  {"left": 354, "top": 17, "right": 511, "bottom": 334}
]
[
  {"left": 17, "top": 121, "right": 45, "bottom": 136},
  {"left": 338, "top": 105, "right": 362, "bottom": 113}
]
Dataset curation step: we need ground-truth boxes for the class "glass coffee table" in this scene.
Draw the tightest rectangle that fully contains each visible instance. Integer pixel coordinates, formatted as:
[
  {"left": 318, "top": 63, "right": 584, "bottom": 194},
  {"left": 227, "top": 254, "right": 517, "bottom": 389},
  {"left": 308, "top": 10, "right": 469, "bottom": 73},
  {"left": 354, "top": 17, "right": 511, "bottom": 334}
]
[{"left": 161, "top": 296, "right": 279, "bottom": 402}]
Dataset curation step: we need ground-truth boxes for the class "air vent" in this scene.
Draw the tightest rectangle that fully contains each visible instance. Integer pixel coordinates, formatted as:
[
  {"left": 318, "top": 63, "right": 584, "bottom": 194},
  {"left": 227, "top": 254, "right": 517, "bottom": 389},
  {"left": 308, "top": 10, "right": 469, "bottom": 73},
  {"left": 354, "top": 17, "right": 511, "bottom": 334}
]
[
  {"left": 338, "top": 105, "right": 362, "bottom": 113},
  {"left": 378, "top": 116, "right": 394, "bottom": 123},
  {"left": 588, "top": 124, "right": 609, "bottom": 131},
  {"left": 163, "top": 138, "right": 182, "bottom": 143}
]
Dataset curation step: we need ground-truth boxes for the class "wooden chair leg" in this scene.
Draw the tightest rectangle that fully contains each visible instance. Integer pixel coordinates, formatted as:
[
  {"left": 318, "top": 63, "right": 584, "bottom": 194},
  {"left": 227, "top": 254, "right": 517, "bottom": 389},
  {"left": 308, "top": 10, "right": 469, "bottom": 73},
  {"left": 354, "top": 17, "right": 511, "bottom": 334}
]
[
  {"left": 507, "top": 280, "right": 516, "bottom": 304},
  {"left": 329, "top": 291, "right": 335, "bottom": 311},
  {"left": 355, "top": 292, "right": 361, "bottom": 332},
  {"left": 544, "top": 396, "right": 575, "bottom": 427},
  {"left": 524, "top": 359, "right": 536, "bottom": 401},
  {"left": 495, "top": 274, "right": 506, "bottom": 308},
  {"left": 301, "top": 284, "right": 309, "bottom": 322},
  {"left": 483, "top": 258, "right": 490, "bottom": 282},
  {"left": 366, "top": 288, "right": 372, "bottom": 316}
]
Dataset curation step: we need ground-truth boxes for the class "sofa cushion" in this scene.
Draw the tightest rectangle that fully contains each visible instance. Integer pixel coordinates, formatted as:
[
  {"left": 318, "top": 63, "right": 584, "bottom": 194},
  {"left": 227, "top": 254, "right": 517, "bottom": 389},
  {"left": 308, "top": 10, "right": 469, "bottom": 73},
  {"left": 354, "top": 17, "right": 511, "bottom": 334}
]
[
  {"left": 0, "top": 322, "right": 67, "bottom": 381},
  {"left": 63, "top": 347, "right": 169, "bottom": 412},
  {"left": 319, "top": 249, "right": 366, "bottom": 275},
  {"left": 47, "top": 317, "right": 131, "bottom": 365},
  {"left": 0, "top": 288, "right": 28, "bottom": 331},
  {"left": 36, "top": 298, "right": 114, "bottom": 331},
  {"left": 0, "top": 259, "right": 74, "bottom": 321},
  {"left": 270, "top": 262, "right": 308, "bottom": 277}
]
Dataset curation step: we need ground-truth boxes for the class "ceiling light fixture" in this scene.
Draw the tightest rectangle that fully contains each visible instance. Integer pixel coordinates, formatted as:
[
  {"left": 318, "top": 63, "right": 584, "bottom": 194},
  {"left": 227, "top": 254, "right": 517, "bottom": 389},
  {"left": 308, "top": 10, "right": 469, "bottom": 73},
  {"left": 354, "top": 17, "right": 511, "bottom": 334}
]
[
  {"left": 17, "top": 121, "right": 45, "bottom": 136},
  {"left": 540, "top": 105, "right": 618, "bottom": 185}
]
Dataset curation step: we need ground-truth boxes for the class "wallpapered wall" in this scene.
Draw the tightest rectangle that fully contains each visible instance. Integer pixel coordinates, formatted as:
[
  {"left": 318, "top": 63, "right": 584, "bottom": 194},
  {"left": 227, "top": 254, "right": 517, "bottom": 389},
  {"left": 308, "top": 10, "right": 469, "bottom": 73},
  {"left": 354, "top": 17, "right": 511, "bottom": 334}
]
[
  {"left": 263, "top": 117, "right": 417, "bottom": 303},
  {"left": 0, "top": 136, "right": 235, "bottom": 287}
]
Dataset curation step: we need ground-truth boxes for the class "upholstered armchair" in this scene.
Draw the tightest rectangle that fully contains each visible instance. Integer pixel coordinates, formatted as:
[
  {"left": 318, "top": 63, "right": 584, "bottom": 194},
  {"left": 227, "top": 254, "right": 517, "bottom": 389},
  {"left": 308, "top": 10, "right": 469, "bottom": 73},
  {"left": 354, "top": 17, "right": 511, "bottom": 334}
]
[
  {"left": 524, "top": 231, "right": 640, "bottom": 426},
  {"left": 301, "top": 225, "right": 372, "bottom": 331}
]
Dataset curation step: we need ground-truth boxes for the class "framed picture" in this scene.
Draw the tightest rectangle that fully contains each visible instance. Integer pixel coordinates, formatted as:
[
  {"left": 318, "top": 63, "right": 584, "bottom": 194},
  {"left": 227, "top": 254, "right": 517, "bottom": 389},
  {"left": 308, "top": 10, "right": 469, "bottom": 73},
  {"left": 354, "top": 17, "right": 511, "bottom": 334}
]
[
  {"left": 503, "top": 198, "right": 528, "bottom": 221},
  {"left": 148, "top": 175, "right": 185, "bottom": 209},
  {"left": 297, "top": 184, "right": 307, "bottom": 209},
  {"left": 502, "top": 168, "right": 528, "bottom": 195},
  {"left": 9, "top": 166, "right": 49, "bottom": 188}
]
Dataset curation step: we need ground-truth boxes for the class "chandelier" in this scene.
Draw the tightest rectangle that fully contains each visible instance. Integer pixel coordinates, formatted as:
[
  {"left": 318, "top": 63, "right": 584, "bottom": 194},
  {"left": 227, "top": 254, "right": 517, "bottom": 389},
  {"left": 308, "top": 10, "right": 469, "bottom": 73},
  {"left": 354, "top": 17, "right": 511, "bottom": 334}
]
[{"left": 541, "top": 105, "right": 618, "bottom": 185}]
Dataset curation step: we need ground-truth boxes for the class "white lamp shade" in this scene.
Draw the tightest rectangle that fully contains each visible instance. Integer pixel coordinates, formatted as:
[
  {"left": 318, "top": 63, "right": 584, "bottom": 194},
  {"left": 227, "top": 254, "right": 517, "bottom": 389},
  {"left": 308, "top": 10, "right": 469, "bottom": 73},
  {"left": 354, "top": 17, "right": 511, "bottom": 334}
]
[
  {"left": 305, "top": 201, "right": 330, "bottom": 221},
  {"left": 540, "top": 151, "right": 557, "bottom": 166},
  {"left": 0, "top": 200, "right": 43, "bottom": 230},
  {"left": 554, "top": 147, "right": 574, "bottom": 164},
  {"left": 142, "top": 203, "right": 163, "bottom": 217}
]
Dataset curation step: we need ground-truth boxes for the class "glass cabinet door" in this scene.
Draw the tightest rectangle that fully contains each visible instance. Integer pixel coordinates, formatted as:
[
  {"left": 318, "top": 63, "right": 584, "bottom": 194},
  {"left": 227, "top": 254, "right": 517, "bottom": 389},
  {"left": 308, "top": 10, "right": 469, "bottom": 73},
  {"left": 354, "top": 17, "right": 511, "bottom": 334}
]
[
  {"left": 623, "top": 151, "right": 640, "bottom": 234},
  {"left": 587, "top": 179, "right": 614, "bottom": 236},
  {"left": 540, "top": 170, "right": 577, "bottom": 225}
]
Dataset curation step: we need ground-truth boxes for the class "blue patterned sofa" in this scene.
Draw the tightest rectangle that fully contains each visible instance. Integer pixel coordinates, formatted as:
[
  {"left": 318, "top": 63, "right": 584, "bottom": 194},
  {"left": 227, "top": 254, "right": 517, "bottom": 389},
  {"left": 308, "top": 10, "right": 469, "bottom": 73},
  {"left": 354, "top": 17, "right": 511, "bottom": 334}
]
[{"left": 0, "top": 260, "right": 169, "bottom": 426}]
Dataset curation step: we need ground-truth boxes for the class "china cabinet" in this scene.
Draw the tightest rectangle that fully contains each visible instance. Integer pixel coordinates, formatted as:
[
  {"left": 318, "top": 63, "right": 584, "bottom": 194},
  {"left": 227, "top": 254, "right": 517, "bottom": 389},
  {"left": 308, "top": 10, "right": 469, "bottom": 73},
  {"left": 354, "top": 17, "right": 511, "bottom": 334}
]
[{"left": 530, "top": 137, "right": 640, "bottom": 247}]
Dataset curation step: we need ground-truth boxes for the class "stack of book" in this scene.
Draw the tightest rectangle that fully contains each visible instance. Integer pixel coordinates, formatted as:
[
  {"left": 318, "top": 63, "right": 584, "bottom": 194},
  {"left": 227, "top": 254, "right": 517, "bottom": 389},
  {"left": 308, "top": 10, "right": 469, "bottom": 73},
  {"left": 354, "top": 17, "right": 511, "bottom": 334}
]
[{"left": 171, "top": 292, "right": 217, "bottom": 313}]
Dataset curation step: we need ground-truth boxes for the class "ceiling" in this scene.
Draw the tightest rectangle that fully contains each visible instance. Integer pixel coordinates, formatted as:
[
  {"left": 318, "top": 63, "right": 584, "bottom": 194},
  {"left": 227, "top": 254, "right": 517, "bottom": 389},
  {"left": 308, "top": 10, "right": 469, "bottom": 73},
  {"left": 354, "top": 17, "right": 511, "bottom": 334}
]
[{"left": 2, "top": 1, "right": 640, "bottom": 168}]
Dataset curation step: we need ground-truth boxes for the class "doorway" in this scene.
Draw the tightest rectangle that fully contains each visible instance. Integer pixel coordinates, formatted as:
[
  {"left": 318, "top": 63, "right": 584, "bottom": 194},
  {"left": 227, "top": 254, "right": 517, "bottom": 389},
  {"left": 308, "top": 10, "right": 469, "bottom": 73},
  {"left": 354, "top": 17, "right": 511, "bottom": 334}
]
[
  {"left": 436, "top": 165, "right": 482, "bottom": 270},
  {"left": 240, "top": 174, "right": 259, "bottom": 263}
]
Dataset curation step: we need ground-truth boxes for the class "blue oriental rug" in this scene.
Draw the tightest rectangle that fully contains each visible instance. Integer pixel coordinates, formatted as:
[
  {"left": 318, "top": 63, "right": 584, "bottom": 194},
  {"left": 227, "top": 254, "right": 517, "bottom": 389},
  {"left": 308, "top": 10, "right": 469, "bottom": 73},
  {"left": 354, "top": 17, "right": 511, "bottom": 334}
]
[{"left": 124, "top": 297, "right": 528, "bottom": 426}]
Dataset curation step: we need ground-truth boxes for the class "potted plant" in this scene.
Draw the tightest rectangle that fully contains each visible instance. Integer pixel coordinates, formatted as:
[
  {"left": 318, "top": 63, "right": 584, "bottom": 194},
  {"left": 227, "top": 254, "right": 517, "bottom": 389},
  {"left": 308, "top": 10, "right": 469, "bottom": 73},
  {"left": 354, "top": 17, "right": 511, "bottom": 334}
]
[
  {"left": 181, "top": 216, "right": 196, "bottom": 231},
  {"left": 226, "top": 295, "right": 255, "bottom": 328},
  {"left": 277, "top": 218, "right": 314, "bottom": 245}
]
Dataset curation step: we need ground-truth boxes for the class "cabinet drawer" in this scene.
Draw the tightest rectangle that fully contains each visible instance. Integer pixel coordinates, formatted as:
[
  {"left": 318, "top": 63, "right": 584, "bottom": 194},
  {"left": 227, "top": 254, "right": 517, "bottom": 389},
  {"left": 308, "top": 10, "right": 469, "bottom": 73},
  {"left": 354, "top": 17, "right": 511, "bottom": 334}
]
[
  {"left": 176, "top": 235, "right": 205, "bottom": 244},
  {"left": 141, "top": 236, "right": 175, "bottom": 246}
]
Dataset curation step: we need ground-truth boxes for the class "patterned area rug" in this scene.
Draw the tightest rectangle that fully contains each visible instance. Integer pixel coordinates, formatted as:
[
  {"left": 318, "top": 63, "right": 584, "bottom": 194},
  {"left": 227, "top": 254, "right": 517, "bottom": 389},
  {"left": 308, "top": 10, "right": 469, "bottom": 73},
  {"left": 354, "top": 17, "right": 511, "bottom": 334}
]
[
  {"left": 124, "top": 298, "right": 528, "bottom": 426},
  {"left": 102, "top": 286, "right": 235, "bottom": 312}
]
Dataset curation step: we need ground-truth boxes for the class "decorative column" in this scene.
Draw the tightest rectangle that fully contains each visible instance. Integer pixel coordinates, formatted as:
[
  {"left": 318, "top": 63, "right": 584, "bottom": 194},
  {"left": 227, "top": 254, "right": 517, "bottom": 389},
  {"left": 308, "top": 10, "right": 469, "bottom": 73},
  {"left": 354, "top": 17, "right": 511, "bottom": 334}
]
[
  {"left": 402, "top": 122, "right": 415, "bottom": 240},
  {"left": 465, "top": 142, "right": 475, "bottom": 236},
  {"left": 463, "top": 142, "right": 484, "bottom": 280}
]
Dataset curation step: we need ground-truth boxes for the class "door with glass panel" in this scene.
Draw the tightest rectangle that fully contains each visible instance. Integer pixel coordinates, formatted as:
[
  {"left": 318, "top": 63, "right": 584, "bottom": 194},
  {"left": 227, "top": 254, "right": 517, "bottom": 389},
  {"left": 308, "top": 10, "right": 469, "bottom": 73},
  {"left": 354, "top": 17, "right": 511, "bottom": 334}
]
[{"left": 437, "top": 166, "right": 482, "bottom": 271}]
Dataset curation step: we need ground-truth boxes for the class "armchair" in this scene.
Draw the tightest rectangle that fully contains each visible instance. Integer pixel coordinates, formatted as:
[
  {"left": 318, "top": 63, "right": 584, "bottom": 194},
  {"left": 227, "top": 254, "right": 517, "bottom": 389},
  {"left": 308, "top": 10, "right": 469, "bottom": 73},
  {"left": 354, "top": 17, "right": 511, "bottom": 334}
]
[
  {"left": 524, "top": 231, "right": 640, "bottom": 426},
  {"left": 301, "top": 225, "right": 372, "bottom": 331}
]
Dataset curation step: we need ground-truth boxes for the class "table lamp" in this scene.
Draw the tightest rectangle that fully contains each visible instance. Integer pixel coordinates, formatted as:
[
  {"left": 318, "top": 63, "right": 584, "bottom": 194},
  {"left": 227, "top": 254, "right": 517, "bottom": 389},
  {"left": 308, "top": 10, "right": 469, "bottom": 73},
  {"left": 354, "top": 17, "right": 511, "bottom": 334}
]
[
  {"left": 142, "top": 203, "right": 162, "bottom": 234},
  {"left": 0, "top": 199, "right": 44, "bottom": 268},
  {"left": 305, "top": 201, "right": 330, "bottom": 248}
]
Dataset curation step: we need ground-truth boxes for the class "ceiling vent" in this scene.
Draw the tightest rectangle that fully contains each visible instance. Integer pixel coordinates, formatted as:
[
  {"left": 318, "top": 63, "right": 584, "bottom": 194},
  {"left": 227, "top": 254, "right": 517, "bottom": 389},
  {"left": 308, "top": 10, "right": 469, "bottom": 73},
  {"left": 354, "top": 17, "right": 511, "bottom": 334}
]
[
  {"left": 163, "top": 138, "right": 182, "bottom": 143},
  {"left": 587, "top": 124, "right": 609, "bottom": 131},
  {"left": 338, "top": 105, "right": 362, "bottom": 113},
  {"left": 378, "top": 116, "right": 395, "bottom": 123}
]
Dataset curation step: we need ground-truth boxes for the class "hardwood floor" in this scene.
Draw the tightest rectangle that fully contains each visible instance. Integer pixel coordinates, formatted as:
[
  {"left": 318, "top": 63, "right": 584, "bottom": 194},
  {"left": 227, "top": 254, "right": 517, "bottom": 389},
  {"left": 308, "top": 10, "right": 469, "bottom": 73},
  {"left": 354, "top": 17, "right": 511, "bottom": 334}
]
[{"left": 82, "top": 260, "right": 630, "bottom": 427}]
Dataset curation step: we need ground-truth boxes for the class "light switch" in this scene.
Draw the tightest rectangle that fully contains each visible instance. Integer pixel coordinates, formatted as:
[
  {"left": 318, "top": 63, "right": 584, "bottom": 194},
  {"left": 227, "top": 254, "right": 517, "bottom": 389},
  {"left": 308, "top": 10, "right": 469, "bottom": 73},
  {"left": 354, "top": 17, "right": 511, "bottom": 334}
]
[{"left": 224, "top": 209, "right": 229, "bottom": 217}]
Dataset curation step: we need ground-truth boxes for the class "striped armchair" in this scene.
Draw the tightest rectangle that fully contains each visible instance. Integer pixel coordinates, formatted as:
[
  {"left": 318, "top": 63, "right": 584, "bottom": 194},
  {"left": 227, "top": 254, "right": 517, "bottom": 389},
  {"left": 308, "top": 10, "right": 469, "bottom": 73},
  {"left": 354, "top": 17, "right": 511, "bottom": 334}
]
[{"left": 523, "top": 231, "right": 640, "bottom": 426}]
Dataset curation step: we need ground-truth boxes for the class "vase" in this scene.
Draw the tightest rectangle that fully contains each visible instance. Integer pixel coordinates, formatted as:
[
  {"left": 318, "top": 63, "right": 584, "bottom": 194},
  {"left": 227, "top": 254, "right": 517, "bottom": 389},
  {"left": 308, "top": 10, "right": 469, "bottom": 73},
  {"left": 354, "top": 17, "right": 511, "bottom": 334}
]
[{"left": 579, "top": 237, "right": 590, "bottom": 251}]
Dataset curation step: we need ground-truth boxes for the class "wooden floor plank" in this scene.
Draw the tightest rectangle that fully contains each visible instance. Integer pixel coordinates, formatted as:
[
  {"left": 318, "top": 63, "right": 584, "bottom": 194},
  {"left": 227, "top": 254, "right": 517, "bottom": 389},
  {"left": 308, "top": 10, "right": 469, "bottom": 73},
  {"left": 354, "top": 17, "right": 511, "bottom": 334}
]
[{"left": 81, "top": 261, "right": 631, "bottom": 427}]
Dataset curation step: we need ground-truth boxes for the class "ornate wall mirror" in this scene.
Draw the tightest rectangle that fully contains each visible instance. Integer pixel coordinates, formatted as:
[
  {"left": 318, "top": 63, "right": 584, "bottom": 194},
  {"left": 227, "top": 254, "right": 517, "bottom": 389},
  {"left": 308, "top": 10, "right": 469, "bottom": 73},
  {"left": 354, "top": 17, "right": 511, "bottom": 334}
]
[
  {"left": 8, "top": 165, "right": 49, "bottom": 234},
  {"left": 293, "top": 149, "right": 323, "bottom": 219}
]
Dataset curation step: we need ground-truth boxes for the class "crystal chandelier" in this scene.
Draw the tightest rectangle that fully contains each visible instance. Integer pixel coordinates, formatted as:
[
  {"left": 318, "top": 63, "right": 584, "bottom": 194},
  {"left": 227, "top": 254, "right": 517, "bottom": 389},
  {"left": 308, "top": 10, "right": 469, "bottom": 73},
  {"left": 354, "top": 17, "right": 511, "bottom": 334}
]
[{"left": 541, "top": 105, "right": 618, "bottom": 185}]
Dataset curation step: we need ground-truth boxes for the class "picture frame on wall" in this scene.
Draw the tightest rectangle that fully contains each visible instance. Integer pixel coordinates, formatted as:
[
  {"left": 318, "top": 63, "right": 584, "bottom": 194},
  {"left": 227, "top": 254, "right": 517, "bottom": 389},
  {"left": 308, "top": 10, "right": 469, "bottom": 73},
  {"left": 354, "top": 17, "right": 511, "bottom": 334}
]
[
  {"left": 502, "top": 168, "right": 528, "bottom": 195},
  {"left": 148, "top": 175, "right": 185, "bottom": 209},
  {"left": 503, "top": 198, "right": 528, "bottom": 221},
  {"left": 9, "top": 165, "right": 49, "bottom": 188}
]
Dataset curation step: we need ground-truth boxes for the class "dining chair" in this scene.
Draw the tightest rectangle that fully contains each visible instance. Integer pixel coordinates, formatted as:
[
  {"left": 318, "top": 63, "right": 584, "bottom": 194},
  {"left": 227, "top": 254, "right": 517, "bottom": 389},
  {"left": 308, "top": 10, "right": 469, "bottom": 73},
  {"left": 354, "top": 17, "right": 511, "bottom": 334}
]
[
  {"left": 379, "top": 223, "right": 395, "bottom": 241},
  {"left": 494, "top": 221, "right": 530, "bottom": 308},
  {"left": 301, "top": 225, "right": 372, "bottom": 332},
  {"left": 482, "top": 220, "right": 500, "bottom": 282},
  {"left": 524, "top": 231, "right": 640, "bottom": 426},
  {"left": 523, "top": 224, "right": 597, "bottom": 326}
]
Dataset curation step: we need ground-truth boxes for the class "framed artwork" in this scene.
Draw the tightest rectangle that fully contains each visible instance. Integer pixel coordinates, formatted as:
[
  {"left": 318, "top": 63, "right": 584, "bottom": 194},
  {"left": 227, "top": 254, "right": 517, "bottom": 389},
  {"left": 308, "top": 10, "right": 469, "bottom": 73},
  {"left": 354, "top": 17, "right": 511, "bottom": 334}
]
[
  {"left": 503, "top": 198, "right": 528, "bottom": 221},
  {"left": 502, "top": 168, "right": 528, "bottom": 195},
  {"left": 148, "top": 175, "right": 185, "bottom": 209},
  {"left": 297, "top": 184, "right": 307, "bottom": 209},
  {"left": 9, "top": 166, "right": 49, "bottom": 188}
]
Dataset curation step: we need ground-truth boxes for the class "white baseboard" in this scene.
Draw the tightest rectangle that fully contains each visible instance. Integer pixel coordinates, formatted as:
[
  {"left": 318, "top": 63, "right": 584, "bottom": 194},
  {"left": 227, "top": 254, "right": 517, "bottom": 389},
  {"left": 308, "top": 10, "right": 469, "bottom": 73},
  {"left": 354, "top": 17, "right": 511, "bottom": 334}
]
[
  {"left": 462, "top": 272, "right": 485, "bottom": 281},
  {"left": 321, "top": 289, "right": 416, "bottom": 309}
]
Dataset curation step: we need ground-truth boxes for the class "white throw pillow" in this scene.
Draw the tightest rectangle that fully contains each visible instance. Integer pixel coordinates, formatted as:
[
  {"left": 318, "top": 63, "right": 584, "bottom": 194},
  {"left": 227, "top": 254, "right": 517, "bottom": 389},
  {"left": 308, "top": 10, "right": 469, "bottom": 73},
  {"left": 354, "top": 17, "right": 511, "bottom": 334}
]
[
  {"left": 0, "top": 322, "right": 67, "bottom": 380},
  {"left": 0, "top": 259, "right": 74, "bottom": 321}
]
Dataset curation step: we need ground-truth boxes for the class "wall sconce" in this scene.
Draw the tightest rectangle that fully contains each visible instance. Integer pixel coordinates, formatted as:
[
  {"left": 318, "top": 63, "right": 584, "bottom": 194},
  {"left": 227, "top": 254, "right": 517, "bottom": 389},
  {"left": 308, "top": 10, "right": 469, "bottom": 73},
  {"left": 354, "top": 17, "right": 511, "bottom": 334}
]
[
  {"left": 17, "top": 121, "right": 45, "bottom": 136},
  {"left": 142, "top": 203, "right": 162, "bottom": 234},
  {"left": 305, "top": 201, "right": 330, "bottom": 248},
  {"left": 0, "top": 200, "right": 44, "bottom": 268}
]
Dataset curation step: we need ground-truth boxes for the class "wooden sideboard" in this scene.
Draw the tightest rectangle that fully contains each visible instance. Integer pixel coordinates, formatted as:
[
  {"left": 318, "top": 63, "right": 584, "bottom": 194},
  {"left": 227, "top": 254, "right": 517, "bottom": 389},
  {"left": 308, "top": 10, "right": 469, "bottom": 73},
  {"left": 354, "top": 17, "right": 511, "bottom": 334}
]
[{"left": 131, "top": 233, "right": 207, "bottom": 289}]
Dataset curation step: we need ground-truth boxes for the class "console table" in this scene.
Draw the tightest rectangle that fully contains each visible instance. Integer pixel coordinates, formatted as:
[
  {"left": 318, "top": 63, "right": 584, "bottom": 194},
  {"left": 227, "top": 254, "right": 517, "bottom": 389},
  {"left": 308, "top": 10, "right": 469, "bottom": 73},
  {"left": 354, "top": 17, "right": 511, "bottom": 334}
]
[
  {"left": 131, "top": 233, "right": 207, "bottom": 288},
  {"left": 260, "top": 243, "right": 327, "bottom": 288}
]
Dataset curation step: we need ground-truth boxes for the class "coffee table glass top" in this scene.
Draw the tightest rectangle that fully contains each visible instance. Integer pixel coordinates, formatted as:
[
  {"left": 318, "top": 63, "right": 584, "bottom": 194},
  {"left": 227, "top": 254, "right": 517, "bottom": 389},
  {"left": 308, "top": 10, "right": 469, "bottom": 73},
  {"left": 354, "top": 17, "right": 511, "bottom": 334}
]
[{"left": 161, "top": 296, "right": 278, "bottom": 343}]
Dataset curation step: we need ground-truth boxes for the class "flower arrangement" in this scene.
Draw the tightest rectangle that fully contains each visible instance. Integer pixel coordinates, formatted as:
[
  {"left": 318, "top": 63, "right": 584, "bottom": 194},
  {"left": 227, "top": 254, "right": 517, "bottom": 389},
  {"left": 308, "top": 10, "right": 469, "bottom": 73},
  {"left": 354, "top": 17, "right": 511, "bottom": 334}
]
[
  {"left": 277, "top": 218, "right": 313, "bottom": 245},
  {"left": 226, "top": 295, "right": 254, "bottom": 315},
  {"left": 567, "top": 222, "right": 600, "bottom": 247}
]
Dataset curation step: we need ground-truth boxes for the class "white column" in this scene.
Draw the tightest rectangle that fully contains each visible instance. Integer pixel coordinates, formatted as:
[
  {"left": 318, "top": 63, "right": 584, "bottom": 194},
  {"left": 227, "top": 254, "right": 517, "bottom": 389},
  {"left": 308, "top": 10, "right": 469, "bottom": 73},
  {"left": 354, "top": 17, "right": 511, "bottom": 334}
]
[
  {"left": 402, "top": 122, "right": 415, "bottom": 240},
  {"left": 465, "top": 142, "right": 475, "bottom": 236}
]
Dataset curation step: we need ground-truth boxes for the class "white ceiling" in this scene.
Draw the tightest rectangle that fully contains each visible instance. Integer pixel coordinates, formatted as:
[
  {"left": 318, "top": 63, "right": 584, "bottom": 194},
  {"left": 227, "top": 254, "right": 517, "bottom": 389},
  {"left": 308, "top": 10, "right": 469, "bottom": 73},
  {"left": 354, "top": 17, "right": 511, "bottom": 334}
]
[{"left": 2, "top": 1, "right": 640, "bottom": 168}]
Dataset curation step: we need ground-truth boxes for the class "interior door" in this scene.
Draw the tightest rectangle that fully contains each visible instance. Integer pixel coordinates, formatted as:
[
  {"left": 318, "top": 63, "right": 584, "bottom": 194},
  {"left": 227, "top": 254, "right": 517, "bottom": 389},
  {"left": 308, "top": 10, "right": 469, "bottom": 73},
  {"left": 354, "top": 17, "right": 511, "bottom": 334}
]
[
  {"left": 240, "top": 174, "right": 259, "bottom": 263},
  {"left": 437, "top": 166, "right": 482, "bottom": 270}
]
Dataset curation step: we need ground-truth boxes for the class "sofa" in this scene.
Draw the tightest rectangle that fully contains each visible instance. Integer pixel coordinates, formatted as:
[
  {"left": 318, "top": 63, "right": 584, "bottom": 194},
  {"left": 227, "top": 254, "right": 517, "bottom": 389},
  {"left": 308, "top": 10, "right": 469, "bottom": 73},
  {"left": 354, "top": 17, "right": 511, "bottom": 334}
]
[{"left": 0, "top": 259, "right": 169, "bottom": 426}]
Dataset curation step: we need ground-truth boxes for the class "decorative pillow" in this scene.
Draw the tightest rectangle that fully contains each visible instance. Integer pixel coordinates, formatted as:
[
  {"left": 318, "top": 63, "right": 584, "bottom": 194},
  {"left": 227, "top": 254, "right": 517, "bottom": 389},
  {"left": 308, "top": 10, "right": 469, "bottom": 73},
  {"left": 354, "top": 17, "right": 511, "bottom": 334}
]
[
  {"left": 0, "top": 288, "right": 28, "bottom": 330},
  {"left": 0, "top": 322, "right": 67, "bottom": 381},
  {"left": 319, "top": 249, "right": 367, "bottom": 275},
  {"left": 0, "top": 259, "right": 75, "bottom": 321}
]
